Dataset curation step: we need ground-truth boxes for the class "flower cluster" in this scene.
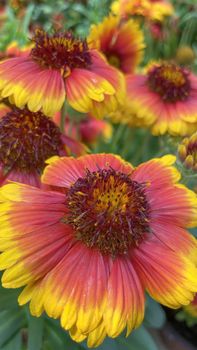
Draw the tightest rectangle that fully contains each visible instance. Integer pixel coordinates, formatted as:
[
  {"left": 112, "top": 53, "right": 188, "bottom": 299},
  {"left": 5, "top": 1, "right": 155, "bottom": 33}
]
[{"left": 0, "top": 1, "right": 196, "bottom": 349}]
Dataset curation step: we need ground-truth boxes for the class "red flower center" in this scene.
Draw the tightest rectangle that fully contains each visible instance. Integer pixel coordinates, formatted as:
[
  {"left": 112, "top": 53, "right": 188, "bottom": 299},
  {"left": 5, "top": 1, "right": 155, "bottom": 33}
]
[
  {"left": 0, "top": 107, "right": 64, "bottom": 173},
  {"left": 67, "top": 168, "right": 150, "bottom": 257},
  {"left": 147, "top": 63, "right": 191, "bottom": 102},
  {"left": 30, "top": 29, "right": 92, "bottom": 76}
]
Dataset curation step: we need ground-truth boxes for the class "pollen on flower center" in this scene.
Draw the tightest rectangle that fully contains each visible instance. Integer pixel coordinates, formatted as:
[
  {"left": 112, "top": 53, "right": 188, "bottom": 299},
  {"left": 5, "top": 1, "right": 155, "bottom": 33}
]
[
  {"left": 30, "top": 29, "right": 92, "bottom": 76},
  {"left": 66, "top": 168, "right": 150, "bottom": 257},
  {"left": 147, "top": 63, "right": 191, "bottom": 102},
  {"left": 0, "top": 107, "right": 64, "bottom": 173}
]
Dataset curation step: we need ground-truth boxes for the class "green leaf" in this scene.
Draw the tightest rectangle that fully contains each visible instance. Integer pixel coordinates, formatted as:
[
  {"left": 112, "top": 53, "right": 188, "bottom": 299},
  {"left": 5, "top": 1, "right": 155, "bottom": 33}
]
[
  {"left": 27, "top": 315, "right": 44, "bottom": 350},
  {"left": 0, "top": 310, "right": 25, "bottom": 348},
  {"left": 98, "top": 339, "right": 118, "bottom": 350},
  {"left": 45, "top": 318, "right": 83, "bottom": 350},
  {"left": 82, "top": 338, "right": 118, "bottom": 350},
  {"left": 0, "top": 286, "right": 21, "bottom": 310},
  {"left": 117, "top": 326, "right": 158, "bottom": 350},
  {"left": 145, "top": 296, "right": 166, "bottom": 329},
  {"left": 1, "top": 333, "right": 22, "bottom": 350},
  {"left": 21, "top": 4, "right": 35, "bottom": 34}
]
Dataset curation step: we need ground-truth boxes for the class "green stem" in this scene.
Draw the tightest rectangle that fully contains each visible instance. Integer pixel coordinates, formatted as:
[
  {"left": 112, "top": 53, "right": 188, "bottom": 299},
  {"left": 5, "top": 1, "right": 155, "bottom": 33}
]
[
  {"left": 110, "top": 123, "right": 126, "bottom": 152},
  {"left": 60, "top": 103, "right": 67, "bottom": 133},
  {"left": 120, "top": 127, "right": 134, "bottom": 159}
]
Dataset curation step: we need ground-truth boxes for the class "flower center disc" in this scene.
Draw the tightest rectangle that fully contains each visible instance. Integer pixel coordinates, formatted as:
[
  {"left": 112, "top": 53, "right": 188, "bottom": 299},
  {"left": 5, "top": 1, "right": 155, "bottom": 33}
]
[
  {"left": 31, "top": 29, "right": 92, "bottom": 76},
  {"left": 0, "top": 107, "right": 64, "bottom": 173},
  {"left": 67, "top": 168, "right": 150, "bottom": 257},
  {"left": 147, "top": 63, "right": 191, "bottom": 102}
]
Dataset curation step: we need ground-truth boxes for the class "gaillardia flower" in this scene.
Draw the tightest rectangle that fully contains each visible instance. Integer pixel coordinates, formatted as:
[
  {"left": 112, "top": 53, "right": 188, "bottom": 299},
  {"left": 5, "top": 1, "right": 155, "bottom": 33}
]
[
  {"left": 178, "top": 132, "right": 197, "bottom": 172},
  {"left": 88, "top": 15, "right": 145, "bottom": 74},
  {"left": 127, "top": 62, "right": 197, "bottom": 135},
  {"left": 111, "top": 0, "right": 174, "bottom": 22},
  {"left": 0, "top": 104, "right": 85, "bottom": 186},
  {"left": 0, "top": 29, "right": 124, "bottom": 118},
  {"left": 0, "top": 154, "right": 196, "bottom": 347}
]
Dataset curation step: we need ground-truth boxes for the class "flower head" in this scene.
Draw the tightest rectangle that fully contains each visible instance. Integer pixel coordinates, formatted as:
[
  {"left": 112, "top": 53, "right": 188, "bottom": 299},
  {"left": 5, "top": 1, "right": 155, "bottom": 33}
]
[
  {"left": 88, "top": 15, "right": 145, "bottom": 74},
  {"left": 0, "top": 104, "right": 85, "bottom": 186},
  {"left": 127, "top": 62, "right": 197, "bottom": 135},
  {"left": 178, "top": 132, "right": 197, "bottom": 172},
  {"left": 111, "top": 0, "right": 174, "bottom": 22},
  {"left": 0, "top": 29, "right": 124, "bottom": 117},
  {"left": 0, "top": 154, "right": 196, "bottom": 347}
]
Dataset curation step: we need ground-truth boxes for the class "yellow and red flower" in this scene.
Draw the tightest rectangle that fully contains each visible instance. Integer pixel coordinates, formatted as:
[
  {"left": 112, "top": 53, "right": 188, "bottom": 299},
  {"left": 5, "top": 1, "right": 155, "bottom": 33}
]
[
  {"left": 0, "top": 29, "right": 124, "bottom": 118},
  {"left": 178, "top": 132, "right": 197, "bottom": 172},
  {"left": 0, "top": 104, "right": 85, "bottom": 186},
  {"left": 111, "top": 0, "right": 174, "bottom": 22},
  {"left": 88, "top": 15, "right": 145, "bottom": 74},
  {"left": 0, "top": 154, "right": 196, "bottom": 347},
  {"left": 127, "top": 62, "right": 197, "bottom": 135}
]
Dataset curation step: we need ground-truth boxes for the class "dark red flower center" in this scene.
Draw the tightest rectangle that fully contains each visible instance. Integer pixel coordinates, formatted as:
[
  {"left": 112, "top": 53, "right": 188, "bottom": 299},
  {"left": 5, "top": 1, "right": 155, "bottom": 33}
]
[
  {"left": 147, "top": 63, "right": 191, "bottom": 102},
  {"left": 0, "top": 107, "right": 65, "bottom": 173},
  {"left": 30, "top": 29, "right": 92, "bottom": 76},
  {"left": 66, "top": 167, "right": 150, "bottom": 257}
]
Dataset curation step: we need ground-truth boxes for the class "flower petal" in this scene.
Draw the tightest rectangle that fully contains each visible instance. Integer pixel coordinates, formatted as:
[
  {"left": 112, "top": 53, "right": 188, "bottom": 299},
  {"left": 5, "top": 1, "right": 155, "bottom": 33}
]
[
  {"left": 104, "top": 256, "right": 144, "bottom": 337},
  {"left": 0, "top": 58, "right": 65, "bottom": 116},
  {"left": 132, "top": 239, "right": 197, "bottom": 308},
  {"left": 149, "top": 184, "right": 197, "bottom": 228},
  {"left": 41, "top": 243, "right": 110, "bottom": 333},
  {"left": 132, "top": 155, "right": 180, "bottom": 188},
  {"left": 65, "top": 67, "right": 115, "bottom": 113},
  {"left": 42, "top": 154, "right": 133, "bottom": 188}
]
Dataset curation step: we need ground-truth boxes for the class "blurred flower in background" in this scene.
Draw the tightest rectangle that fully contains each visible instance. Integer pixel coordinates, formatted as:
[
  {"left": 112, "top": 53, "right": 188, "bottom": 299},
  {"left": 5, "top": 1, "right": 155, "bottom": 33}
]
[
  {"left": 111, "top": 0, "right": 174, "bottom": 22},
  {"left": 0, "top": 41, "right": 31, "bottom": 59},
  {"left": 54, "top": 111, "right": 112, "bottom": 145},
  {"left": 88, "top": 15, "right": 145, "bottom": 74},
  {"left": 127, "top": 62, "right": 197, "bottom": 135},
  {"left": 178, "top": 132, "right": 197, "bottom": 172}
]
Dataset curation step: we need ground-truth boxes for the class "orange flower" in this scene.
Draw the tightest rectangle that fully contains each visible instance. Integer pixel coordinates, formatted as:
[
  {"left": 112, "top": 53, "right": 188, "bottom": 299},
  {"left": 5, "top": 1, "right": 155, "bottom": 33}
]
[
  {"left": 0, "top": 104, "right": 85, "bottom": 186},
  {"left": 0, "top": 154, "right": 196, "bottom": 347},
  {"left": 88, "top": 15, "right": 145, "bottom": 74},
  {"left": 127, "top": 62, "right": 197, "bottom": 135},
  {"left": 0, "top": 29, "right": 124, "bottom": 118}
]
